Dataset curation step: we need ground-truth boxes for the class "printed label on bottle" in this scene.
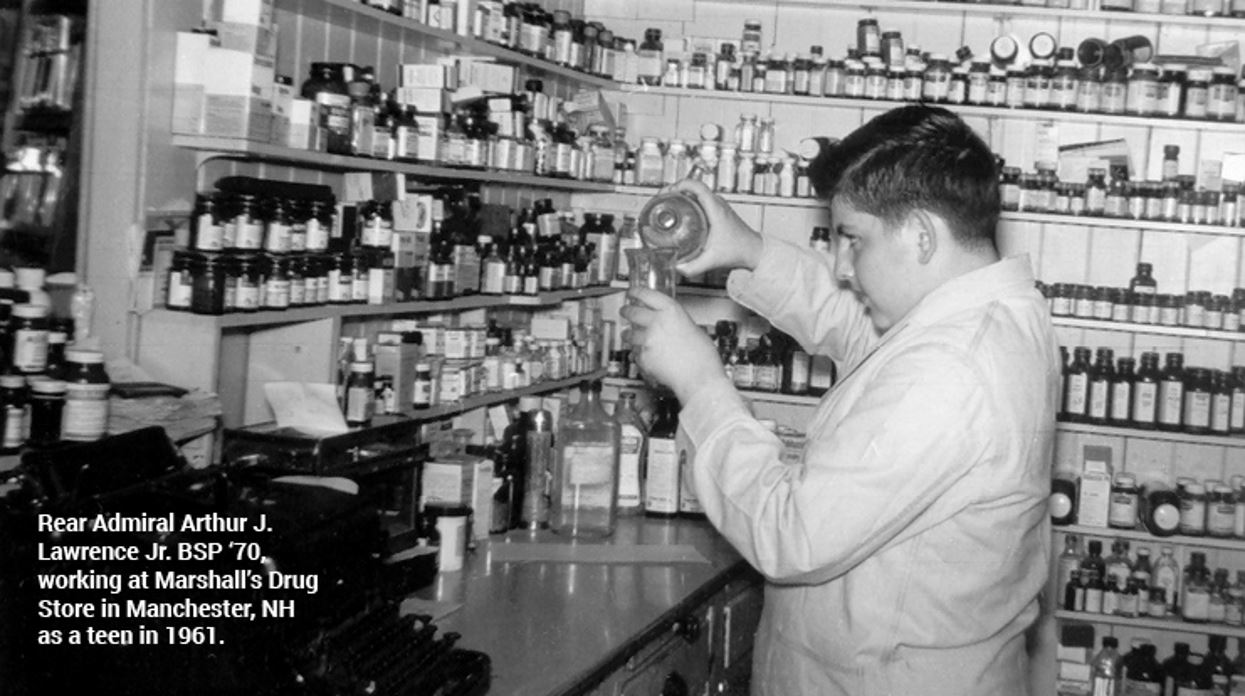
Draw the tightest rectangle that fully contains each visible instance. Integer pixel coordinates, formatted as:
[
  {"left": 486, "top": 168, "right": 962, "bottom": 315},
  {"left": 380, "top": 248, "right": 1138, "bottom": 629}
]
[
  {"left": 1180, "top": 499, "right": 1207, "bottom": 534},
  {"left": 1066, "top": 373, "right": 1088, "bottom": 416},
  {"left": 13, "top": 329, "right": 48, "bottom": 373},
  {"left": 1084, "top": 587, "right": 1103, "bottom": 613},
  {"left": 264, "top": 223, "right": 291, "bottom": 253},
  {"left": 1109, "top": 494, "right": 1137, "bottom": 527},
  {"left": 733, "top": 364, "right": 756, "bottom": 390},
  {"left": 1213, "top": 393, "right": 1231, "bottom": 432},
  {"left": 235, "top": 220, "right": 263, "bottom": 249},
  {"left": 412, "top": 380, "right": 432, "bottom": 407},
  {"left": 646, "top": 438, "right": 679, "bottom": 514},
  {"left": 62, "top": 383, "right": 111, "bottom": 441},
  {"left": 345, "top": 386, "right": 373, "bottom": 422},
  {"left": 237, "top": 282, "right": 259, "bottom": 310},
  {"left": 264, "top": 279, "right": 290, "bottom": 308},
  {"left": 1133, "top": 383, "right": 1157, "bottom": 424},
  {"left": 1110, "top": 382, "right": 1132, "bottom": 422},
  {"left": 2, "top": 405, "right": 23, "bottom": 449},
  {"left": 1089, "top": 379, "right": 1110, "bottom": 419},
  {"left": 1158, "top": 380, "right": 1183, "bottom": 425},
  {"left": 1185, "top": 390, "right": 1211, "bottom": 428},
  {"left": 1121, "top": 678, "right": 1162, "bottom": 695},
  {"left": 755, "top": 365, "right": 780, "bottom": 391},
  {"left": 618, "top": 428, "right": 643, "bottom": 508},
  {"left": 306, "top": 219, "right": 329, "bottom": 251},
  {"left": 565, "top": 443, "right": 615, "bottom": 488},
  {"left": 195, "top": 214, "right": 223, "bottom": 250},
  {"left": 1183, "top": 587, "right": 1211, "bottom": 621}
]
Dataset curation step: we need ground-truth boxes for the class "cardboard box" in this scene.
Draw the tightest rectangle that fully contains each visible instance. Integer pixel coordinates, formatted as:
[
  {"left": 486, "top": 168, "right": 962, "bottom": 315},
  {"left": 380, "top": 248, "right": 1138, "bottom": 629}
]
[
  {"left": 394, "top": 195, "right": 435, "bottom": 233},
  {"left": 172, "top": 31, "right": 211, "bottom": 134},
  {"left": 282, "top": 98, "right": 321, "bottom": 150},
  {"left": 374, "top": 339, "right": 422, "bottom": 411},
  {"left": 391, "top": 230, "right": 422, "bottom": 301},
  {"left": 399, "top": 63, "right": 458, "bottom": 89},
  {"left": 213, "top": 0, "right": 274, "bottom": 27},
  {"left": 414, "top": 115, "right": 442, "bottom": 161},
  {"left": 202, "top": 46, "right": 275, "bottom": 141},
  {"left": 531, "top": 316, "right": 571, "bottom": 341},
  {"left": 210, "top": 20, "right": 278, "bottom": 58},
  {"left": 394, "top": 86, "right": 452, "bottom": 114},
  {"left": 1077, "top": 445, "right": 1113, "bottom": 528}
]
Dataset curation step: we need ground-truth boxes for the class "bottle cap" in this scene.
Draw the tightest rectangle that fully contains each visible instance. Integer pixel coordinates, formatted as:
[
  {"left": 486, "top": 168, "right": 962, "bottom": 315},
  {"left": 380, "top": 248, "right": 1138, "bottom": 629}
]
[
  {"left": 65, "top": 349, "right": 104, "bottom": 364},
  {"left": 14, "top": 267, "right": 45, "bottom": 289},
  {"left": 31, "top": 379, "right": 66, "bottom": 395}
]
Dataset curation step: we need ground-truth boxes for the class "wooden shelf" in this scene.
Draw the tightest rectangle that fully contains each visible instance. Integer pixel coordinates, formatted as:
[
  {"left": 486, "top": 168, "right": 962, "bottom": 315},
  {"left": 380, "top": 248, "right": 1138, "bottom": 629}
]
[
  {"left": 292, "top": 0, "right": 619, "bottom": 88},
  {"left": 1055, "top": 610, "right": 1245, "bottom": 638},
  {"left": 403, "top": 368, "right": 608, "bottom": 422},
  {"left": 171, "top": 135, "right": 617, "bottom": 192},
  {"left": 613, "top": 186, "right": 824, "bottom": 209},
  {"left": 1057, "top": 422, "right": 1245, "bottom": 448},
  {"left": 1052, "top": 316, "right": 1245, "bottom": 342},
  {"left": 603, "top": 376, "right": 821, "bottom": 406},
  {"left": 1004, "top": 211, "right": 1245, "bottom": 238},
  {"left": 145, "top": 286, "right": 623, "bottom": 330},
  {"left": 1054, "top": 523, "right": 1245, "bottom": 553},
  {"left": 621, "top": 85, "right": 1245, "bottom": 134},
  {"left": 702, "top": 0, "right": 1245, "bottom": 27}
]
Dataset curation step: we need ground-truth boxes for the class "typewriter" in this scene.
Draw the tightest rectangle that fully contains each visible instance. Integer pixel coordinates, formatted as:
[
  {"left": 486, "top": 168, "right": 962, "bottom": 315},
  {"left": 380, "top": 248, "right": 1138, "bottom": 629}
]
[{"left": 0, "top": 427, "right": 489, "bottom": 696}]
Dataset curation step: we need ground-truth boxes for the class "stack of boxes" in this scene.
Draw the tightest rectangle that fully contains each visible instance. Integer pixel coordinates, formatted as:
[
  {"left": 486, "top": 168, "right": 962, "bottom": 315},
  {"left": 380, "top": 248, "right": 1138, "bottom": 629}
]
[{"left": 174, "top": 0, "right": 278, "bottom": 142}]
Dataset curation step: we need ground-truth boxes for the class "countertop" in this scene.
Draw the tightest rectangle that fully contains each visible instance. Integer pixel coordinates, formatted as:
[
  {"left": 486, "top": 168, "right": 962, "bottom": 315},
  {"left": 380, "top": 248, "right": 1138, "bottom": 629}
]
[{"left": 414, "top": 516, "right": 753, "bottom": 696}]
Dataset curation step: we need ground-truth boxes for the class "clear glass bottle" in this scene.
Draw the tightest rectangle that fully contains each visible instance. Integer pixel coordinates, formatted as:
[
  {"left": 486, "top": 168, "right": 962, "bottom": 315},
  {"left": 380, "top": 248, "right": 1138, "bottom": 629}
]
[
  {"left": 1091, "top": 637, "right": 1123, "bottom": 695},
  {"left": 1182, "top": 551, "right": 1211, "bottom": 623},
  {"left": 551, "top": 381, "right": 620, "bottom": 538},
  {"left": 615, "top": 391, "right": 647, "bottom": 516},
  {"left": 1154, "top": 545, "right": 1182, "bottom": 614}
]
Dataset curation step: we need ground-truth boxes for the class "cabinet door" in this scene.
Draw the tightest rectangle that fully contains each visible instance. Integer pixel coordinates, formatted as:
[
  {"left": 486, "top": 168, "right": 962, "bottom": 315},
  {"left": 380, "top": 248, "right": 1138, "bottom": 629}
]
[
  {"left": 617, "top": 611, "right": 713, "bottom": 696},
  {"left": 720, "top": 581, "right": 764, "bottom": 695}
]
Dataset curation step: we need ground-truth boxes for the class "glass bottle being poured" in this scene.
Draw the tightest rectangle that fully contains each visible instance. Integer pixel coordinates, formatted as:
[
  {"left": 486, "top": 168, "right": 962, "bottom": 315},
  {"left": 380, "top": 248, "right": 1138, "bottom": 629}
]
[{"left": 637, "top": 161, "right": 711, "bottom": 263}]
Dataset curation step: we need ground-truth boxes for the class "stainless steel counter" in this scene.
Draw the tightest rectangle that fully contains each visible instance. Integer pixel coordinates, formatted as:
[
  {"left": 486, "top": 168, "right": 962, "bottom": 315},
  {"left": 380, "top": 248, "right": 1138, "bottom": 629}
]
[{"left": 415, "top": 516, "right": 753, "bottom": 696}]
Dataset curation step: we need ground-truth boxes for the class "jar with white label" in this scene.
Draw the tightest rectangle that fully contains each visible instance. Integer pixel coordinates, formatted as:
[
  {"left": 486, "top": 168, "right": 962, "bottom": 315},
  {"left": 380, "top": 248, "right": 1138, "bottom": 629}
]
[
  {"left": 1109, "top": 473, "right": 1140, "bottom": 528},
  {"left": 636, "top": 137, "right": 665, "bottom": 187},
  {"left": 61, "top": 349, "right": 110, "bottom": 442},
  {"left": 1180, "top": 482, "right": 1208, "bottom": 536},
  {"left": 11, "top": 304, "right": 49, "bottom": 375}
]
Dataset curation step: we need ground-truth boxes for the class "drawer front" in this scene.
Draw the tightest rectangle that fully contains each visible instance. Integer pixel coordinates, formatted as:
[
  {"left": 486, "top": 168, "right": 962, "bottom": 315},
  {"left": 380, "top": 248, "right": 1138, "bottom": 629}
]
[{"left": 618, "top": 611, "right": 712, "bottom": 696}]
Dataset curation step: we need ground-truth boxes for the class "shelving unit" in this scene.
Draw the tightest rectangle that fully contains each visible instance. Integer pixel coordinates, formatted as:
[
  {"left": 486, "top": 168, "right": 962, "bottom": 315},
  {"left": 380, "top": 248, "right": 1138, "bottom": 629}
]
[
  {"left": 146, "top": 286, "right": 621, "bottom": 330},
  {"left": 1054, "top": 610, "right": 1245, "bottom": 639},
  {"left": 1052, "top": 317, "right": 1245, "bottom": 343},
  {"left": 171, "top": 135, "right": 617, "bottom": 192},
  {"left": 603, "top": 376, "right": 821, "bottom": 407},
  {"left": 1054, "top": 523, "right": 1245, "bottom": 554},
  {"left": 296, "top": 0, "right": 620, "bottom": 89},
  {"left": 619, "top": 85, "right": 1245, "bottom": 134},
  {"left": 408, "top": 369, "right": 608, "bottom": 422},
  {"left": 703, "top": 0, "right": 1245, "bottom": 26},
  {"left": 1057, "top": 422, "right": 1245, "bottom": 448}
]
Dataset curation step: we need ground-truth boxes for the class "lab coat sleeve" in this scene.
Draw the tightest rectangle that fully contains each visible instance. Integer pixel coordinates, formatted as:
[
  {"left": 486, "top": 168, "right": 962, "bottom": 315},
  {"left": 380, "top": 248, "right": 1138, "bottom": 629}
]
[
  {"left": 726, "top": 235, "right": 878, "bottom": 367},
  {"left": 680, "top": 343, "right": 991, "bottom": 584}
]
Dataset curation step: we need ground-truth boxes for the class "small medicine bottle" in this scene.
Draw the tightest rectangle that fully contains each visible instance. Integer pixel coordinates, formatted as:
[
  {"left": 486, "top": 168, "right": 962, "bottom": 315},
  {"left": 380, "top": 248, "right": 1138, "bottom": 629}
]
[
  {"left": 60, "top": 349, "right": 111, "bottom": 442},
  {"left": 27, "top": 378, "right": 66, "bottom": 447},
  {"left": 1179, "top": 482, "right": 1208, "bottom": 536},
  {"left": 1108, "top": 473, "right": 1140, "bottom": 529},
  {"left": 412, "top": 362, "right": 433, "bottom": 410},
  {"left": 344, "top": 361, "right": 375, "bottom": 427},
  {"left": 0, "top": 374, "right": 26, "bottom": 453},
  {"left": 11, "top": 304, "right": 49, "bottom": 375}
]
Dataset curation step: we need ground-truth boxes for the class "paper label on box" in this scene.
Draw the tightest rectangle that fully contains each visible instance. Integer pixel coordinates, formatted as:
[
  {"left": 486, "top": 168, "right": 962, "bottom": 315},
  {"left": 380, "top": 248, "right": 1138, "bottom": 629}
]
[{"left": 422, "top": 462, "right": 467, "bottom": 505}]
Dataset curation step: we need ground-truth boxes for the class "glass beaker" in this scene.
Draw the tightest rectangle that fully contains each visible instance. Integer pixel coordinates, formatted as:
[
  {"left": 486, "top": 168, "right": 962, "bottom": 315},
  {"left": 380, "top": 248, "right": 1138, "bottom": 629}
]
[{"left": 625, "top": 247, "right": 679, "bottom": 298}]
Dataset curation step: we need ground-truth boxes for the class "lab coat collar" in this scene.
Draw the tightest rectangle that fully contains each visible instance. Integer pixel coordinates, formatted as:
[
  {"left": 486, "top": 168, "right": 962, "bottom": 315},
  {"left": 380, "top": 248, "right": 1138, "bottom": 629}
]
[{"left": 896, "top": 255, "right": 1037, "bottom": 332}]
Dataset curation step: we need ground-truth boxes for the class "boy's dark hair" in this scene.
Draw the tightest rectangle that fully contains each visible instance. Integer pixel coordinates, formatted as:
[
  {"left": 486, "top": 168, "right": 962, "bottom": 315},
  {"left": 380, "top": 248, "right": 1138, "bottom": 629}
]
[{"left": 810, "top": 105, "right": 1000, "bottom": 251}]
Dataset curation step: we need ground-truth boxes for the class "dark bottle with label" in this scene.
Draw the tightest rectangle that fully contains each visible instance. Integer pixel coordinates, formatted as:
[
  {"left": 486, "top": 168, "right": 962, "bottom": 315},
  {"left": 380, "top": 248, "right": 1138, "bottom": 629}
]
[
  {"left": 1087, "top": 347, "right": 1115, "bottom": 424},
  {"left": 1204, "top": 635, "right": 1235, "bottom": 694},
  {"left": 644, "top": 392, "right": 680, "bottom": 519},
  {"left": 1132, "top": 352, "right": 1161, "bottom": 429},
  {"left": 1081, "top": 539, "right": 1107, "bottom": 584},
  {"left": 1122, "top": 643, "right": 1163, "bottom": 695},
  {"left": 1157, "top": 352, "right": 1186, "bottom": 432},
  {"left": 1110, "top": 357, "right": 1135, "bottom": 426},
  {"left": 1062, "top": 346, "right": 1092, "bottom": 422},
  {"left": 1163, "top": 643, "right": 1194, "bottom": 696},
  {"left": 1130, "top": 262, "right": 1158, "bottom": 297}
]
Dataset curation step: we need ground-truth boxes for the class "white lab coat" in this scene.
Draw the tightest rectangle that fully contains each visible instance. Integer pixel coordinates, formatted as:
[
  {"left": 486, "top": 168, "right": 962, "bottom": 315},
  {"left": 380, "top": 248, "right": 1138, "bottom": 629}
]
[{"left": 679, "top": 238, "right": 1061, "bottom": 696}]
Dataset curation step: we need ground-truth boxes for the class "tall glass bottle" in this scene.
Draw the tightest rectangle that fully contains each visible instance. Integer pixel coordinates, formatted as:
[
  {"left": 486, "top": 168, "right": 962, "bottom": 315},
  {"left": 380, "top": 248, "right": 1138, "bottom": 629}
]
[
  {"left": 1163, "top": 643, "right": 1194, "bottom": 696},
  {"left": 1091, "top": 637, "right": 1123, "bottom": 696},
  {"left": 1153, "top": 545, "right": 1181, "bottom": 614},
  {"left": 645, "top": 391, "right": 681, "bottom": 518},
  {"left": 551, "top": 381, "right": 620, "bottom": 538},
  {"left": 1062, "top": 346, "right": 1092, "bottom": 422},
  {"left": 1056, "top": 534, "right": 1084, "bottom": 595},
  {"left": 1123, "top": 642, "right": 1163, "bottom": 695},
  {"left": 614, "top": 391, "right": 648, "bottom": 516},
  {"left": 1087, "top": 347, "right": 1115, "bottom": 424}
]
